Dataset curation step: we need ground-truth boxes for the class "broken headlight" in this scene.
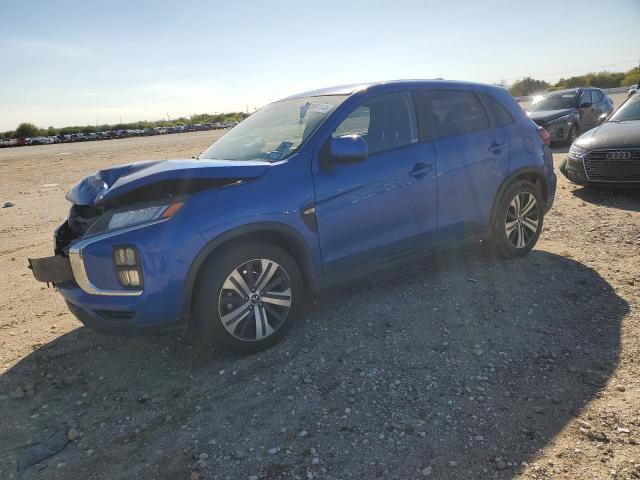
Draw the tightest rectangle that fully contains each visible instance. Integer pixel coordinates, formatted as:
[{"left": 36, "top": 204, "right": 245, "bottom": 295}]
[{"left": 84, "top": 199, "right": 184, "bottom": 237}]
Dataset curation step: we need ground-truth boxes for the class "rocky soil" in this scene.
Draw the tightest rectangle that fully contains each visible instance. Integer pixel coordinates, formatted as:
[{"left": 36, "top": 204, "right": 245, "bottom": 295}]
[{"left": 0, "top": 131, "right": 638, "bottom": 479}]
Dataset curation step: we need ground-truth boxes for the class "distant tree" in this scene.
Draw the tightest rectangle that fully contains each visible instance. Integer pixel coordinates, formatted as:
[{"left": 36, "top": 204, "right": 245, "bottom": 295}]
[
  {"left": 15, "top": 122, "right": 40, "bottom": 138},
  {"left": 509, "top": 77, "right": 550, "bottom": 97},
  {"left": 621, "top": 68, "right": 640, "bottom": 86},
  {"left": 556, "top": 71, "right": 626, "bottom": 89}
]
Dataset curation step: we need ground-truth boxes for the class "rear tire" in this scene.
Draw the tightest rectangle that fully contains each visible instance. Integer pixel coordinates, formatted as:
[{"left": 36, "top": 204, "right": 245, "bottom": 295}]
[
  {"left": 490, "top": 180, "right": 544, "bottom": 258},
  {"left": 192, "top": 243, "right": 303, "bottom": 353}
]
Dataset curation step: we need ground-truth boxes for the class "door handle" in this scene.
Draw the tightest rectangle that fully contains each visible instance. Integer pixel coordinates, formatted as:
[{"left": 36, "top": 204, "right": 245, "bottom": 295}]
[
  {"left": 409, "top": 162, "right": 433, "bottom": 178},
  {"left": 488, "top": 141, "right": 506, "bottom": 155}
]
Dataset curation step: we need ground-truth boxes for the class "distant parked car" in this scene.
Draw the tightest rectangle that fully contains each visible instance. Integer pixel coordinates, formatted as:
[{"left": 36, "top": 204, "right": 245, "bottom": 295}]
[
  {"left": 628, "top": 85, "right": 638, "bottom": 97},
  {"left": 560, "top": 92, "right": 640, "bottom": 185},
  {"left": 526, "top": 87, "right": 613, "bottom": 145}
]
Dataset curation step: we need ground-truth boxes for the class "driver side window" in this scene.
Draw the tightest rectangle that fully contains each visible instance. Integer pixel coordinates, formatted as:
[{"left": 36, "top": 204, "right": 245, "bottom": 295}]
[
  {"left": 332, "top": 92, "right": 418, "bottom": 155},
  {"left": 580, "top": 90, "right": 592, "bottom": 105}
]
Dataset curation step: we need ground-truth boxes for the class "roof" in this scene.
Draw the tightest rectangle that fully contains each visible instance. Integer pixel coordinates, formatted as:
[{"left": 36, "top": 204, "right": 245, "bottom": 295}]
[
  {"left": 545, "top": 88, "right": 582, "bottom": 96},
  {"left": 280, "top": 79, "right": 507, "bottom": 100}
]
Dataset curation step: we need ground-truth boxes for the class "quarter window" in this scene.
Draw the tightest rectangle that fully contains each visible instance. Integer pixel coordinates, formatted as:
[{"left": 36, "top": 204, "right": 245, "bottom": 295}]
[{"left": 333, "top": 92, "right": 418, "bottom": 154}]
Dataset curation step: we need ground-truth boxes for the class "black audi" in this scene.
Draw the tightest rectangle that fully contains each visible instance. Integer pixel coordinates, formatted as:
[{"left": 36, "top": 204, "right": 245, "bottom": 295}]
[{"left": 560, "top": 93, "right": 640, "bottom": 186}]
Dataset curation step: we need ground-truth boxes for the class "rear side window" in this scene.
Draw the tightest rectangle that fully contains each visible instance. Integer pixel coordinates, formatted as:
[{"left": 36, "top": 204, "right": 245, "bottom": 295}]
[
  {"left": 333, "top": 92, "right": 418, "bottom": 154},
  {"left": 591, "top": 90, "right": 603, "bottom": 103},
  {"left": 414, "top": 90, "right": 490, "bottom": 139},
  {"left": 479, "top": 93, "right": 514, "bottom": 126}
]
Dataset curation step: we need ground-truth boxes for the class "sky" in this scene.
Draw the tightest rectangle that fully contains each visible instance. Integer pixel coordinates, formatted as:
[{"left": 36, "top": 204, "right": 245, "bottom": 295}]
[{"left": 1, "top": 0, "right": 638, "bottom": 131}]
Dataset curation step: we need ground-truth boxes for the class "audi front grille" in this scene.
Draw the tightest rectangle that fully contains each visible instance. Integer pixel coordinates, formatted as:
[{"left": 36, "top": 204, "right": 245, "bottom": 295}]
[{"left": 584, "top": 149, "right": 640, "bottom": 182}]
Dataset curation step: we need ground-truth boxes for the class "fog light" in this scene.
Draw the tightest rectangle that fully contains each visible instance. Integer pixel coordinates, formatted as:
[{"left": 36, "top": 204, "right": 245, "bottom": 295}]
[
  {"left": 114, "top": 247, "right": 136, "bottom": 266},
  {"left": 113, "top": 247, "right": 142, "bottom": 288}
]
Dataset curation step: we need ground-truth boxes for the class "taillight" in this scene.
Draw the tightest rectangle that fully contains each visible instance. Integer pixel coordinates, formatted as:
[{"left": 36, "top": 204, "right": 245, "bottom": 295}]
[{"left": 537, "top": 127, "right": 551, "bottom": 146}]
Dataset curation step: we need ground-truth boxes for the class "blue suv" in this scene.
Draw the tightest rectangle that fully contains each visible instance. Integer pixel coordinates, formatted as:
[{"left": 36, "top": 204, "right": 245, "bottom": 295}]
[{"left": 29, "top": 80, "right": 556, "bottom": 352}]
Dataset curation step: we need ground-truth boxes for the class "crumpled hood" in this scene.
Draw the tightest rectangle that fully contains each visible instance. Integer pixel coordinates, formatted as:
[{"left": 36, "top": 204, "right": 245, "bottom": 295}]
[
  {"left": 66, "top": 159, "right": 271, "bottom": 206},
  {"left": 527, "top": 108, "right": 576, "bottom": 123}
]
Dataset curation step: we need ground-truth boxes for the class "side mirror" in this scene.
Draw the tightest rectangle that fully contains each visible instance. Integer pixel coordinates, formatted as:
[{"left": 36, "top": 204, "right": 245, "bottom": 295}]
[
  {"left": 597, "top": 113, "right": 607, "bottom": 125},
  {"left": 328, "top": 135, "right": 368, "bottom": 164},
  {"left": 579, "top": 102, "right": 592, "bottom": 109}
]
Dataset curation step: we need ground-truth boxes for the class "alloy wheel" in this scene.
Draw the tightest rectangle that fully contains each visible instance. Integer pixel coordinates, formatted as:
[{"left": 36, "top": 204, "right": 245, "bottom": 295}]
[
  {"left": 505, "top": 192, "right": 540, "bottom": 249},
  {"left": 218, "top": 259, "right": 292, "bottom": 341}
]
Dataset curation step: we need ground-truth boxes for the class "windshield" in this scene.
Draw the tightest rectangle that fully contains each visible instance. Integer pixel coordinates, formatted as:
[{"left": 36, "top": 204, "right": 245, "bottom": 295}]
[
  {"left": 528, "top": 92, "right": 577, "bottom": 112},
  {"left": 609, "top": 94, "right": 640, "bottom": 122},
  {"left": 200, "top": 95, "right": 349, "bottom": 161}
]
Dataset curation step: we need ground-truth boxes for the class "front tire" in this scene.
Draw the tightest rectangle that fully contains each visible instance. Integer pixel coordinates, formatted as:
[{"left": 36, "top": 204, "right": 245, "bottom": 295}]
[
  {"left": 192, "top": 243, "right": 303, "bottom": 353},
  {"left": 566, "top": 124, "right": 579, "bottom": 146},
  {"left": 490, "top": 180, "right": 544, "bottom": 258}
]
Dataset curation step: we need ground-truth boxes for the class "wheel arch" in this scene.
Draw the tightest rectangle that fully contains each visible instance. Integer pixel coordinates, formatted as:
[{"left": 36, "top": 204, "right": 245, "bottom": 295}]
[
  {"left": 490, "top": 167, "right": 549, "bottom": 224},
  {"left": 181, "top": 222, "right": 315, "bottom": 322}
]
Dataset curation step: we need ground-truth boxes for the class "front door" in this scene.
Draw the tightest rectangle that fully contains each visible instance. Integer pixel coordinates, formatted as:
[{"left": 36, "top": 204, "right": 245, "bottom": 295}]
[
  {"left": 312, "top": 91, "right": 438, "bottom": 273},
  {"left": 579, "top": 89, "right": 597, "bottom": 131}
]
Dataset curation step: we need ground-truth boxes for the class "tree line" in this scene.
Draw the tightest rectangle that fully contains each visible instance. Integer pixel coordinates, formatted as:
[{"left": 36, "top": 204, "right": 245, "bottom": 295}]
[
  {"left": 1, "top": 112, "right": 248, "bottom": 139},
  {"left": 508, "top": 66, "right": 640, "bottom": 97}
]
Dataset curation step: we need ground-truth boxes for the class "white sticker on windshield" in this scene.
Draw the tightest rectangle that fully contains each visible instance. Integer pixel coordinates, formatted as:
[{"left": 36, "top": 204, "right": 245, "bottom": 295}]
[
  {"left": 307, "top": 103, "right": 334, "bottom": 114},
  {"left": 561, "top": 94, "right": 575, "bottom": 98}
]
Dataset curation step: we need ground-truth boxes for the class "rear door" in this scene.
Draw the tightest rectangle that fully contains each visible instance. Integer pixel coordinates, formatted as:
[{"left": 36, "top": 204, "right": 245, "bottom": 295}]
[{"left": 414, "top": 89, "right": 510, "bottom": 242}]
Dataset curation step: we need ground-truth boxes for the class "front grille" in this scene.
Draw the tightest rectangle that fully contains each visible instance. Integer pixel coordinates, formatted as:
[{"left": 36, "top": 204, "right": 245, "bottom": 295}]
[{"left": 584, "top": 149, "right": 640, "bottom": 182}]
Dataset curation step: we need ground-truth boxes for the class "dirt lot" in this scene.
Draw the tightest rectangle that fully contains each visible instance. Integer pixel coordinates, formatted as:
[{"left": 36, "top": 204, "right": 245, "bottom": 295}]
[{"left": 0, "top": 124, "right": 639, "bottom": 479}]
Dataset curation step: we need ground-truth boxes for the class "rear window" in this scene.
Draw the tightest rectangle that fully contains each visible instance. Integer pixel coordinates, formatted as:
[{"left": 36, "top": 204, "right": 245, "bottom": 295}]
[
  {"left": 414, "top": 90, "right": 490, "bottom": 139},
  {"left": 591, "top": 90, "right": 603, "bottom": 103},
  {"left": 479, "top": 93, "right": 514, "bottom": 126},
  {"left": 580, "top": 90, "right": 592, "bottom": 105}
]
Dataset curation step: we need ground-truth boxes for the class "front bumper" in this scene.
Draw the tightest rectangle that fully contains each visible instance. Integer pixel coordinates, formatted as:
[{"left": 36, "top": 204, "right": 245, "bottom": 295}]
[
  {"left": 29, "top": 217, "right": 207, "bottom": 335},
  {"left": 560, "top": 155, "right": 640, "bottom": 187},
  {"left": 559, "top": 156, "right": 591, "bottom": 185},
  {"left": 29, "top": 256, "right": 74, "bottom": 283}
]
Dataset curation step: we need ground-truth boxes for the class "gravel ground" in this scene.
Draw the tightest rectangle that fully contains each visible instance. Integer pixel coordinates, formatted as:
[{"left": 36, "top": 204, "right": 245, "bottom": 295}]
[{"left": 0, "top": 128, "right": 639, "bottom": 480}]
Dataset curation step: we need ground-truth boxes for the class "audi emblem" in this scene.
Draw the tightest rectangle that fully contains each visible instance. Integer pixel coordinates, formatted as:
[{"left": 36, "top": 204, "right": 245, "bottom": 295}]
[{"left": 606, "top": 151, "right": 631, "bottom": 160}]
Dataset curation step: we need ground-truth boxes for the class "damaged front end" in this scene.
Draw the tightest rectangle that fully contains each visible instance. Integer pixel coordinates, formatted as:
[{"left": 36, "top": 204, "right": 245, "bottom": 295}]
[
  {"left": 29, "top": 158, "right": 270, "bottom": 290},
  {"left": 28, "top": 208, "right": 97, "bottom": 286}
]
